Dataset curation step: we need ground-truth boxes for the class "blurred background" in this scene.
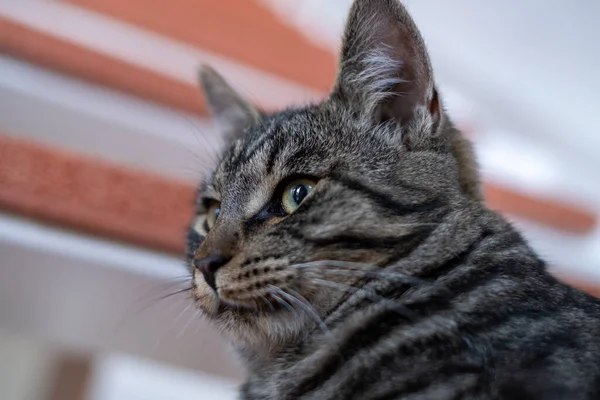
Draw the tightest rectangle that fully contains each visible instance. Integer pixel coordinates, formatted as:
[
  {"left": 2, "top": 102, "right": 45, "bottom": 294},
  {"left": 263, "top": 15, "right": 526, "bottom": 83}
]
[{"left": 1, "top": 0, "right": 599, "bottom": 398}]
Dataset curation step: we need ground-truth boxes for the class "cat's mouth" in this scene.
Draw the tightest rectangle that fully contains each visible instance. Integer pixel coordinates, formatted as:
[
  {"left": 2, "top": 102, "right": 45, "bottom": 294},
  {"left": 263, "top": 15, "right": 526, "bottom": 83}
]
[
  {"left": 193, "top": 285, "right": 296, "bottom": 322},
  {"left": 192, "top": 267, "right": 295, "bottom": 316},
  {"left": 191, "top": 253, "right": 306, "bottom": 315}
]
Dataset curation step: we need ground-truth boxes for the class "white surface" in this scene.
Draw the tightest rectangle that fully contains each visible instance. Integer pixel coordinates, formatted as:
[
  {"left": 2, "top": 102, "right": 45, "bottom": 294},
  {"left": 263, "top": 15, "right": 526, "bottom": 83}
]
[
  {"left": 0, "top": 213, "right": 185, "bottom": 280},
  {"left": 88, "top": 354, "right": 237, "bottom": 400},
  {"left": 407, "top": 0, "right": 600, "bottom": 163},
  {"left": 0, "top": 213, "right": 243, "bottom": 379},
  {"left": 0, "top": 330, "right": 56, "bottom": 400}
]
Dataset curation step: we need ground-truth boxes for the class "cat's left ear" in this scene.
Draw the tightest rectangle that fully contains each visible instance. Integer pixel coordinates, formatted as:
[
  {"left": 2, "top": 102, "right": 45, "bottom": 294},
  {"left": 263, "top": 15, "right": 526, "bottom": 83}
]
[
  {"left": 199, "top": 65, "right": 261, "bottom": 142},
  {"left": 331, "top": 0, "right": 440, "bottom": 138}
]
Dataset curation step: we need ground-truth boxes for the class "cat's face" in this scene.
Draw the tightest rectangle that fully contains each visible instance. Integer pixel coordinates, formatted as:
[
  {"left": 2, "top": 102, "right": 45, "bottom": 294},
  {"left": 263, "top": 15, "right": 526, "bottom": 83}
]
[{"left": 186, "top": 0, "right": 480, "bottom": 353}]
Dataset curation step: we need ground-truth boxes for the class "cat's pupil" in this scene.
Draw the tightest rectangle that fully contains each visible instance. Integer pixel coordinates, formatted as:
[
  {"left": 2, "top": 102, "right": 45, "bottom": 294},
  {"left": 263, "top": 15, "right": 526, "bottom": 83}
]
[{"left": 292, "top": 184, "right": 309, "bottom": 205}]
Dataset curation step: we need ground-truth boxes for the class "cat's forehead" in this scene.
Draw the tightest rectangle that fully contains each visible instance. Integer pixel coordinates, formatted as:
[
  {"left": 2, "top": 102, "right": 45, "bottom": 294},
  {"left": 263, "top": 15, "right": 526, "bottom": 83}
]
[
  {"left": 214, "top": 108, "right": 330, "bottom": 185},
  {"left": 205, "top": 105, "right": 398, "bottom": 212}
]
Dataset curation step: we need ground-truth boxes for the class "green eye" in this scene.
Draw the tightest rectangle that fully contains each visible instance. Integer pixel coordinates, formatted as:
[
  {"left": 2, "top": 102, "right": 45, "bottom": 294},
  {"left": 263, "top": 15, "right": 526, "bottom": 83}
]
[
  {"left": 282, "top": 179, "right": 316, "bottom": 214},
  {"left": 205, "top": 202, "right": 221, "bottom": 230}
]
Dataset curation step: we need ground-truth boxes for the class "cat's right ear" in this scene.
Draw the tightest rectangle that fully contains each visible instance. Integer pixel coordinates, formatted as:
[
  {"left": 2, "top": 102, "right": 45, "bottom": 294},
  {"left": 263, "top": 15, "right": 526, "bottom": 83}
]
[
  {"left": 330, "top": 0, "right": 438, "bottom": 133},
  {"left": 199, "top": 65, "right": 261, "bottom": 142}
]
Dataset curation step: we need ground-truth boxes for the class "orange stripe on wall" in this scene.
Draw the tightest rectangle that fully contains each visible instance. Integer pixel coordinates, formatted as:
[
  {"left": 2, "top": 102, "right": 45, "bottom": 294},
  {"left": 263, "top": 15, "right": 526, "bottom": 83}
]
[
  {"left": 0, "top": 134, "right": 195, "bottom": 254},
  {"left": 62, "top": 0, "right": 336, "bottom": 92},
  {"left": 484, "top": 184, "right": 596, "bottom": 234},
  {"left": 559, "top": 276, "right": 600, "bottom": 299},
  {"left": 0, "top": 133, "right": 597, "bottom": 258},
  {"left": 0, "top": 16, "right": 206, "bottom": 116},
  {"left": 0, "top": 134, "right": 598, "bottom": 298}
]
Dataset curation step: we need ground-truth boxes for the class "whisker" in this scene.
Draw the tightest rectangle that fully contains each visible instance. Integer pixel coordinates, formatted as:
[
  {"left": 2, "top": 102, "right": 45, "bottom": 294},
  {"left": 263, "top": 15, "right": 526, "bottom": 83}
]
[
  {"left": 291, "top": 260, "right": 425, "bottom": 286},
  {"left": 133, "top": 276, "right": 192, "bottom": 302},
  {"left": 161, "top": 122, "right": 217, "bottom": 174},
  {"left": 269, "top": 291, "right": 299, "bottom": 317},
  {"left": 134, "top": 274, "right": 192, "bottom": 289},
  {"left": 167, "top": 166, "right": 210, "bottom": 179},
  {"left": 192, "top": 308, "right": 206, "bottom": 336},
  {"left": 170, "top": 147, "right": 213, "bottom": 174},
  {"left": 173, "top": 302, "right": 193, "bottom": 326},
  {"left": 312, "top": 278, "right": 418, "bottom": 320},
  {"left": 268, "top": 286, "right": 347, "bottom": 363},
  {"left": 175, "top": 304, "right": 197, "bottom": 340},
  {"left": 153, "top": 287, "right": 193, "bottom": 302},
  {"left": 180, "top": 115, "right": 222, "bottom": 164},
  {"left": 322, "top": 269, "right": 425, "bottom": 286},
  {"left": 258, "top": 293, "right": 275, "bottom": 311},
  {"left": 268, "top": 285, "right": 330, "bottom": 334},
  {"left": 153, "top": 302, "right": 192, "bottom": 350},
  {"left": 115, "top": 286, "right": 193, "bottom": 333}
]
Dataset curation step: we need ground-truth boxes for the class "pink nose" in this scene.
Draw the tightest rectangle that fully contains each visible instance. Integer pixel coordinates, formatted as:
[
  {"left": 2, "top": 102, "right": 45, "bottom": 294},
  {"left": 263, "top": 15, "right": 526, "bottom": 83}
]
[{"left": 194, "top": 254, "right": 230, "bottom": 291}]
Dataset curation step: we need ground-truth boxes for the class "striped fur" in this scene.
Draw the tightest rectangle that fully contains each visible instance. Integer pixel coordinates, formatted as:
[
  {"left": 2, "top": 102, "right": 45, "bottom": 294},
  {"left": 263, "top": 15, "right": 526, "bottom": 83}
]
[{"left": 186, "top": 0, "right": 600, "bottom": 398}]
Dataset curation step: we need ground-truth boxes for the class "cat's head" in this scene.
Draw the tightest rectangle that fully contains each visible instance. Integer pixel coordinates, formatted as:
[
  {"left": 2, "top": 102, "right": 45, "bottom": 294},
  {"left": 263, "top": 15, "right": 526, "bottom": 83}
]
[{"left": 187, "top": 0, "right": 480, "bottom": 354}]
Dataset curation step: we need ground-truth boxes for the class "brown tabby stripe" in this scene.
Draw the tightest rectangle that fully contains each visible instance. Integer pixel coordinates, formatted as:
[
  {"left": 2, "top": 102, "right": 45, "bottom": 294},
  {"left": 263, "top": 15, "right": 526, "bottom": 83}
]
[
  {"left": 331, "top": 175, "right": 444, "bottom": 217},
  {"left": 287, "top": 230, "right": 552, "bottom": 399},
  {"left": 288, "top": 233, "right": 487, "bottom": 397}
]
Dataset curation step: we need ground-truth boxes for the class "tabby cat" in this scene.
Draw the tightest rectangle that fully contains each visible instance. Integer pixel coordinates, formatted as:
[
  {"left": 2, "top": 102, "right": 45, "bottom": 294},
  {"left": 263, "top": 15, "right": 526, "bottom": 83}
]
[{"left": 186, "top": 0, "right": 600, "bottom": 398}]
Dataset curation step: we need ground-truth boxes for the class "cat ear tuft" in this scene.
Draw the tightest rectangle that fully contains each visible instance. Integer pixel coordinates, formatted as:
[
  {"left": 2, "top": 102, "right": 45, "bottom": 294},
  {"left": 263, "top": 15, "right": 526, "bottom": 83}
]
[
  {"left": 198, "top": 65, "right": 261, "bottom": 142},
  {"left": 332, "top": 0, "right": 438, "bottom": 128}
]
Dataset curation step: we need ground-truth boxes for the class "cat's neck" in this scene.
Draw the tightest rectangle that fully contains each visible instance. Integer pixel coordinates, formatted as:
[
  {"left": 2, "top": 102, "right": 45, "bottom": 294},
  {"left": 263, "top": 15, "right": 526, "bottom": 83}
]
[{"left": 238, "top": 205, "right": 525, "bottom": 377}]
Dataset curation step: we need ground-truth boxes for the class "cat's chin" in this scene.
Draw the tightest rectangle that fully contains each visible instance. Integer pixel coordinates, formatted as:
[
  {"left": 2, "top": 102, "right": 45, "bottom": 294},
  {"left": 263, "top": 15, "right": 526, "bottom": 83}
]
[
  {"left": 191, "top": 290, "right": 314, "bottom": 354},
  {"left": 213, "top": 303, "right": 313, "bottom": 356}
]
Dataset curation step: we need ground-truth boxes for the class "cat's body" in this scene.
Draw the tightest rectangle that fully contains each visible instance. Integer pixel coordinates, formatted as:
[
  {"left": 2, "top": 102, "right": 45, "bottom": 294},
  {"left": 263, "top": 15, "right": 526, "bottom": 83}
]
[{"left": 185, "top": 0, "right": 600, "bottom": 398}]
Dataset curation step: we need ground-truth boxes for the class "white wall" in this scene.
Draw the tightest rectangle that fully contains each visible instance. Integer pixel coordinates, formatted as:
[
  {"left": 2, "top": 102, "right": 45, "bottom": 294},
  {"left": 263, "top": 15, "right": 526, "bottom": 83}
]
[
  {"left": 0, "top": 213, "right": 243, "bottom": 380},
  {"left": 0, "top": 330, "right": 56, "bottom": 400},
  {"left": 87, "top": 354, "right": 238, "bottom": 400}
]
